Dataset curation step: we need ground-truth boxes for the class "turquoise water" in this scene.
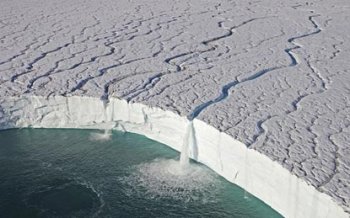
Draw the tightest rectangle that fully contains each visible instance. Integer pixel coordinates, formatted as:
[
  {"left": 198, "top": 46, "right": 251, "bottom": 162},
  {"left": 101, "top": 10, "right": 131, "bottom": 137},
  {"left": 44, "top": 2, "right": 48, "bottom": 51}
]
[{"left": 0, "top": 129, "right": 282, "bottom": 218}]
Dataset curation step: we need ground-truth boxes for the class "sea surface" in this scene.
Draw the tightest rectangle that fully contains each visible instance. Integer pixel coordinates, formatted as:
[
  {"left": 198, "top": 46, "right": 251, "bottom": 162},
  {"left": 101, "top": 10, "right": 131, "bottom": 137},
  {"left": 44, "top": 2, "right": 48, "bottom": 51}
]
[{"left": 0, "top": 129, "right": 282, "bottom": 218}]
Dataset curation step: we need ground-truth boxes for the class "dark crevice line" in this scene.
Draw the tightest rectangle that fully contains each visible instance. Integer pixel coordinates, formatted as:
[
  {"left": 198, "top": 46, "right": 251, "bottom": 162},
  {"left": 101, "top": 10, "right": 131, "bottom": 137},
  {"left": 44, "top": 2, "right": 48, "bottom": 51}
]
[
  {"left": 74, "top": 15, "right": 179, "bottom": 98},
  {"left": 24, "top": 45, "right": 106, "bottom": 92},
  {"left": 71, "top": 60, "right": 123, "bottom": 93},
  {"left": 99, "top": 16, "right": 187, "bottom": 102},
  {"left": 187, "top": 13, "right": 323, "bottom": 123},
  {"left": 10, "top": 42, "right": 71, "bottom": 82},
  {"left": 62, "top": 47, "right": 121, "bottom": 93},
  {"left": 281, "top": 16, "right": 338, "bottom": 188},
  {"left": 319, "top": 134, "right": 341, "bottom": 189},
  {"left": 0, "top": 33, "right": 47, "bottom": 66},
  {"left": 0, "top": 23, "right": 30, "bottom": 41},
  {"left": 248, "top": 115, "right": 276, "bottom": 147},
  {"left": 25, "top": 54, "right": 75, "bottom": 92},
  {"left": 188, "top": 80, "right": 238, "bottom": 120},
  {"left": 283, "top": 15, "right": 326, "bottom": 117},
  {"left": 136, "top": 70, "right": 204, "bottom": 102},
  {"left": 124, "top": 16, "right": 264, "bottom": 103},
  {"left": 188, "top": 67, "right": 280, "bottom": 120},
  {"left": 98, "top": 57, "right": 153, "bottom": 102},
  {"left": 202, "top": 18, "right": 263, "bottom": 45},
  {"left": 123, "top": 73, "right": 163, "bottom": 101},
  {"left": 250, "top": 14, "right": 324, "bottom": 148},
  {"left": 80, "top": 56, "right": 149, "bottom": 98},
  {"left": 26, "top": 43, "right": 70, "bottom": 72}
]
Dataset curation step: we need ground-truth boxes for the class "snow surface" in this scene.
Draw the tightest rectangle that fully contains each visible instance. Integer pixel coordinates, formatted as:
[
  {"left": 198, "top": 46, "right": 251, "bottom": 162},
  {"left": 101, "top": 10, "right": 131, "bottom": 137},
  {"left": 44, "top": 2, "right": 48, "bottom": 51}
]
[{"left": 0, "top": 0, "right": 350, "bottom": 216}]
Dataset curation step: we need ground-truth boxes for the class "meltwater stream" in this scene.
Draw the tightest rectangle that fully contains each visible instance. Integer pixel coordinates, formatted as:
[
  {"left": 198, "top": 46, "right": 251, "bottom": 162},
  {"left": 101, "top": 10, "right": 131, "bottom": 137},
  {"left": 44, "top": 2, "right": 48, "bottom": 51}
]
[{"left": 0, "top": 129, "right": 282, "bottom": 218}]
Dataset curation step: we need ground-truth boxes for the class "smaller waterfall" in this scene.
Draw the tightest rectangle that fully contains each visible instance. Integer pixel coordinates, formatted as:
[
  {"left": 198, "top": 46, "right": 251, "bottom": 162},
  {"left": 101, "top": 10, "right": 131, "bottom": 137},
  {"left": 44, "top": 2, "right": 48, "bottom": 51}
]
[
  {"left": 101, "top": 97, "right": 109, "bottom": 123},
  {"left": 89, "top": 128, "right": 112, "bottom": 142},
  {"left": 180, "top": 121, "right": 195, "bottom": 167},
  {"left": 103, "top": 129, "right": 112, "bottom": 140},
  {"left": 244, "top": 150, "right": 249, "bottom": 200},
  {"left": 89, "top": 98, "right": 112, "bottom": 141},
  {"left": 244, "top": 190, "right": 249, "bottom": 199}
]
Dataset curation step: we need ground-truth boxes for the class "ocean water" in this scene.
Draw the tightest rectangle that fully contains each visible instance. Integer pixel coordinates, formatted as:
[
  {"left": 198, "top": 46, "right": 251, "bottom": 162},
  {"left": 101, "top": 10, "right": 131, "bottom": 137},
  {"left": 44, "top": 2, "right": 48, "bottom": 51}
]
[{"left": 0, "top": 129, "right": 282, "bottom": 218}]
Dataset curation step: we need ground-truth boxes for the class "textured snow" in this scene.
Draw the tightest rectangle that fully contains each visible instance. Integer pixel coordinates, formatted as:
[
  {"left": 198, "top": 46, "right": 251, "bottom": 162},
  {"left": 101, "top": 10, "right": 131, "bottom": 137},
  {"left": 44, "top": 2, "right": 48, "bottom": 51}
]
[{"left": 1, "top": 0, "right": 350, "bottom": 215}]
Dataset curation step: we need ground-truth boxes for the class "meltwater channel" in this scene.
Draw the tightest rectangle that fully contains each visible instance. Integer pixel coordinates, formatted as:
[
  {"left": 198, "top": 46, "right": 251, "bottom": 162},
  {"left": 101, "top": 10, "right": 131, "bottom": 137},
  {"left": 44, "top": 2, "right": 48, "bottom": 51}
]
[{"left": 0, "top": 129, "right": 282, "bottom": 218}]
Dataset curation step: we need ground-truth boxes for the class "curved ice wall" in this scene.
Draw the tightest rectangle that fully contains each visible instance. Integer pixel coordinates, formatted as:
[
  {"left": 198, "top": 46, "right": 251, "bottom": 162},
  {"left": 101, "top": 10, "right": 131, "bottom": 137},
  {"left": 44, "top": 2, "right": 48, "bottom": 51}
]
[{"left": 0, "top": 95, "right": 347, "bottom": 218}]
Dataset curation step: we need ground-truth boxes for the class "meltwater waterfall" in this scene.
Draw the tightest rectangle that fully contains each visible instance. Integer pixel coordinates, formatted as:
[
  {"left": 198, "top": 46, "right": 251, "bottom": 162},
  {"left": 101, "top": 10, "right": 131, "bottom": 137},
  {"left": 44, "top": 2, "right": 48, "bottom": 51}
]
[
  {"left": 180, "top": 121, "right": 195, "bottom": 167},
  {"left": 89, "top": 99, "right": 112, "bottom": 141},
  {"left": 118, "top": 120, "right": 223, "bottom": 203}
]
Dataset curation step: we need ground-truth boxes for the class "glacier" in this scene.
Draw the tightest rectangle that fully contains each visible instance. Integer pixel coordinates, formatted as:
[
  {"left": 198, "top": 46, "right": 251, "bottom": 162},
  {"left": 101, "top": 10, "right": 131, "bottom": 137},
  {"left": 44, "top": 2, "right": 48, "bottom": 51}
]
[{"left": 1, "top": 0, "right": 350, "bottom": 217}]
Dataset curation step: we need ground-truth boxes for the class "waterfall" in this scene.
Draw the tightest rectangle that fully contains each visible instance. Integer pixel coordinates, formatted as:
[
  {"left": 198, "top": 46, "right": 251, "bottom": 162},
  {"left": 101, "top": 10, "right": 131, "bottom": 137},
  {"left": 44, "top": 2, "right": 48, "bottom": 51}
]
[
  {"left": 102, "top": 97, "right": 109, "bottom": 123},
  {"left": 244, "top": 150, "right": 249, "bottom": 199},
  {"left": 180, "top": 121, "right": 195, "bottom": 167},
  {"left": 103, "top": 128, "right": 111, "bottom": 137},
  {"left": 89, "top": 98, "right": 112, "bottom": 141}
]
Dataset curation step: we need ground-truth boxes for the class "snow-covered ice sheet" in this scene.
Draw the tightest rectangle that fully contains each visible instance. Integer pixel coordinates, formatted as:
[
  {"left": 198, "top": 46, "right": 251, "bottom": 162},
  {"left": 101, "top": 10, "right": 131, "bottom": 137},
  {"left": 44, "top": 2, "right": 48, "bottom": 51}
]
[{"left": 0, "top": 0, "right": 349, "bottom": 216}]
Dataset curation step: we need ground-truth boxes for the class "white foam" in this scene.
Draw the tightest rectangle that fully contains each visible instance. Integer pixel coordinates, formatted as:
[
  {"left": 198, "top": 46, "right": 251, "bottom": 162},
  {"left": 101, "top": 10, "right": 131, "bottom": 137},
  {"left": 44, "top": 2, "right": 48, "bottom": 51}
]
[
  {"left": 89, "top": 130, "right": 112, "bottom": 141},
  {"left": 120, "top": 158, "right": 219, "bottom": 203}
]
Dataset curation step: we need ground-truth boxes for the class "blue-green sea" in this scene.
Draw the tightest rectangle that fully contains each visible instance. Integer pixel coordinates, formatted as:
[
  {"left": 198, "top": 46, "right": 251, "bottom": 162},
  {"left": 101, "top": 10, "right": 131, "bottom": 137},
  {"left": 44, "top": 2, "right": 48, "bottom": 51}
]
[{"left": 0, "top": 129, "right": 282, "bottom": 218}]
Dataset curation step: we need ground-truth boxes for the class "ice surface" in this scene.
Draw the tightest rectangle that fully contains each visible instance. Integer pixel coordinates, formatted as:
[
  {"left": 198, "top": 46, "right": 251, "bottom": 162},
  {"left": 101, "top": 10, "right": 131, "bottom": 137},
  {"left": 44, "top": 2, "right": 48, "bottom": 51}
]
[{"left": 0, "top": 0, "right": 349, "bottom": 216}]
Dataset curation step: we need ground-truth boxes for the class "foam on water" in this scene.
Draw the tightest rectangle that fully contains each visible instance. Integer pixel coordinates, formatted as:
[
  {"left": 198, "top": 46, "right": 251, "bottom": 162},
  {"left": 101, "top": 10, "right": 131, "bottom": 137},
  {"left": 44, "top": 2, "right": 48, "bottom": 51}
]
[
  {"left": 120, "top": 158, "right": 219, "bottom": 203},
  {"left": 89, "top": 129, "right": 112, "bottom": 141}
]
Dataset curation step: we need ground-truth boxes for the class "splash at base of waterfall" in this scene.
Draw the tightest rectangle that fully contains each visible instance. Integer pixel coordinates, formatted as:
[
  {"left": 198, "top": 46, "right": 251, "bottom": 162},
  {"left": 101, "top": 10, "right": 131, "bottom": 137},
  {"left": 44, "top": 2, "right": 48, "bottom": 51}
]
[
  {"left": 89, "top": 129, "right": 112, "bottom": 141},
  {"left": 120, "top": 158, "right": 219, "bottom": 203},
  {"left": 120, "top": 122, "right": 207, "bottom": 202}
]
